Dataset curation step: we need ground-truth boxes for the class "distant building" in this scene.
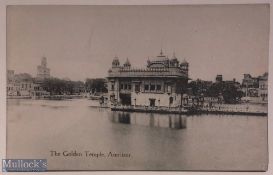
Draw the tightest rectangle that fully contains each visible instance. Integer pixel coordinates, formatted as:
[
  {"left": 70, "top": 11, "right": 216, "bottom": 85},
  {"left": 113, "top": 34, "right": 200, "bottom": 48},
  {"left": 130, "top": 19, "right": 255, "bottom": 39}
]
[
  {"left": 242, "top": 73, "right": 264, "bottom": 97},
  {"left": 7, "top": 80, "right": 49, "bottom": 97},
  {"left": 240, "top": 72, "right": 268, "bottom": 103},
  {"left": 215, "top": 75, "right": 241, "bottom": 90},
  {"left": 7, "top": 82, "right": 21, "bottom": 96},
  {"left": 37, "top": 57, "right": 50, "bottom": 79},
  {"left": 242, "top": 74, "right": 259, "bottom": 88},
  {"left": 258, "top": 72, "right": 268, "bottom": 102},
  {"left": 30, "top": 83, "right": 50, "bottom": 97},
  {"left": 107, "top": 50, "right": 189, "bottom": 107},
  {"left": 241, "top": 74, "right": 259, "bottom": 97},
  {"left": 7, "top": 70, "right": 15, "bottom": 83},
  {"left": 216, "top": 75, "right": 223, "bottom": 83},
  {"left": 7, "top": 70, "right": 49, "bottom": 98},
  {"left": 224, "top": 78, "right": 241, "bottom": 89}
]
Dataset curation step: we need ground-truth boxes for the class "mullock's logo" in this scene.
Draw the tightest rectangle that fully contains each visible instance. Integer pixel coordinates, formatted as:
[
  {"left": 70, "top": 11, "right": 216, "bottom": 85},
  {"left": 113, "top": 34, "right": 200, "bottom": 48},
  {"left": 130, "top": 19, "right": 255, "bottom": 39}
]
[{"left": 2, "top": 159, "right": 47, "bottom": 172}]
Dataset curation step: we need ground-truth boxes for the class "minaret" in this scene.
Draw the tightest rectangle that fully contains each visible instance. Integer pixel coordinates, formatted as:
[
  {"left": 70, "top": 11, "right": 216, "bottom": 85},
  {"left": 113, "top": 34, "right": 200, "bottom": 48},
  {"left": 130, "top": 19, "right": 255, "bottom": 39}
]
[
  {"left": 123, "top": 57, "right": 131, "bottom": 68},
  {"left": 172, "top": 51, "right": 176, "bottom": 59},
  {"left": 147, "top": 56, "right": 151, "bottom": 67},
  {"left": 112, "top": 55, "right": 120, "bottom": 68},
  {"left": 160, "top": 48, "right": 163, "bottom": 56},
  {"left": 41, "top": 57, "right": 47, "bottom": 67},
  {"left": 180, "top": 59, "right": 189, "bottom": 76},
  {"left": 37, "top": 56, "right": 50, "bottom": 79}
]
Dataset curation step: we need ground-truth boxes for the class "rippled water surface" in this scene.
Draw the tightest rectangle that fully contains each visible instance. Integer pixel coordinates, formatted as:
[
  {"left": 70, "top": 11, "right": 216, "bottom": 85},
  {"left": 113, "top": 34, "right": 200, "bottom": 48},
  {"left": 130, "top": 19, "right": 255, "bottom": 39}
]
[{"left": 7, "top": 99, "right": 268, "bottom": 171}]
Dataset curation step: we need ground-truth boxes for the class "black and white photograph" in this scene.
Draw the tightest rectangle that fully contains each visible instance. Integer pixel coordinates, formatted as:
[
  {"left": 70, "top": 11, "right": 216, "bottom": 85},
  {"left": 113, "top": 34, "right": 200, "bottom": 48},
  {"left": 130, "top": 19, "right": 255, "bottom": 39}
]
[{"left": 3, "top": 3, "right": 270, "bottom": 172}]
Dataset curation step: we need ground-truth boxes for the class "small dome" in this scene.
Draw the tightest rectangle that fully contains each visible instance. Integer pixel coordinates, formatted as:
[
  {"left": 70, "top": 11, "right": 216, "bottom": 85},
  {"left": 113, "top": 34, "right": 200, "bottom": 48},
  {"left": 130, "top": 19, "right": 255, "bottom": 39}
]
[
  {"left": 124, "top": 58, "right": 131, "bottom": 67},
  {"left": 170, "top": 57, "right": 179, "bottom": 67},
  {"left": 112, "top": 56, "right": 120, "bottom": 67},
  {"left": 160, "top": 49, "right": 164, "bottom": 56},
  {"left": 113, "top": 55, "right": 119, "bottom": 61},
  {"left": 171, "top": 56, "right": 178, "bottom": 61},
  {"left": 181, "top": 59, "right": 189, "bottom": 65},
  {"left": 172, "top": 52, "right": 177, "bottom": 59}
]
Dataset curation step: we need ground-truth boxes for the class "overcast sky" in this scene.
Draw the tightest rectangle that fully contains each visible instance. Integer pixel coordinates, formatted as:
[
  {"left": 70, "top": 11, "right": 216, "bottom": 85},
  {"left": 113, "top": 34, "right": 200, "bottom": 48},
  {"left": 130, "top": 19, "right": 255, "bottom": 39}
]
[{"left": 7, "top": 5, "right": 269, "bottom": 82}]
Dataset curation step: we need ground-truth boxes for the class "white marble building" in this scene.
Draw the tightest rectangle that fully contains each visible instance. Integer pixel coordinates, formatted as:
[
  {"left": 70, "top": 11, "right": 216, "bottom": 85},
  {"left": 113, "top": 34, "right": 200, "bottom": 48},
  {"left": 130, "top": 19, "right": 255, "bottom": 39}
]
[{"left": 107, "top": 50, "right": 189, "bottom": 107}]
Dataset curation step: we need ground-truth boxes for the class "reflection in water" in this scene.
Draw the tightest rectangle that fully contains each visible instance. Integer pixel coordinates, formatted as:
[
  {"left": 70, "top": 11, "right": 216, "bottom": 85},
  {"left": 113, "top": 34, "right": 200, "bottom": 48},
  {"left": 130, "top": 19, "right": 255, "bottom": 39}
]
[
  {"left": 168, "top": 115, "right": 187, "bottom": 129},
  {"left": 110, "top": 112, "right": 130, "bottom": 124},
  {"left": 118, "top": 112, "right": 131, "bottom": 124},
  {"left": 7, "top": 99, "right": 268, "bottom": 171},
  {"left": 110, "top": 111, "right": 187, "bottom": 129}
]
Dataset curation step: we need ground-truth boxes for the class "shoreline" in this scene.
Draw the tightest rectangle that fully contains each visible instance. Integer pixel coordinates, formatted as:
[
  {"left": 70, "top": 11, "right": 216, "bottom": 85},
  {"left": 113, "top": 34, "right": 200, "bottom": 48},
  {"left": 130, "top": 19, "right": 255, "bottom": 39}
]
[
  {"left": 111, "top": 107, "right": 267, "bottom": 116},
  {"left": 7, "top": 97, "right": 267, "bottom": 116},
  {"left": 111, "top": 105, "right": 267, "bottom": 116}
]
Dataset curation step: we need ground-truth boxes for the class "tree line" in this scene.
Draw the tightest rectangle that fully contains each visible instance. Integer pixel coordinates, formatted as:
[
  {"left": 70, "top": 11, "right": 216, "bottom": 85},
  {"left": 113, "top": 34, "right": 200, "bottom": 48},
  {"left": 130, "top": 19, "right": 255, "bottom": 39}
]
[
  {"left": 188, "top": 80, "right": 244, "bottom": 104},
  {"left": 39, "top": 78, "right": 107, "bottom": 95},
  {"left": 17, "top": 73, "right": 242, "bottom": 103}
]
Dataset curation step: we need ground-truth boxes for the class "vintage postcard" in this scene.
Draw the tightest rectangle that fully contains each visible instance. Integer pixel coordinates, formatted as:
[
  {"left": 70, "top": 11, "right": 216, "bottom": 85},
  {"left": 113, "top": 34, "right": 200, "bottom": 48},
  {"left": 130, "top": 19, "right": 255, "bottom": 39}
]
[{"left": 4, "top": 3, "right": 269, "bottom": 172}]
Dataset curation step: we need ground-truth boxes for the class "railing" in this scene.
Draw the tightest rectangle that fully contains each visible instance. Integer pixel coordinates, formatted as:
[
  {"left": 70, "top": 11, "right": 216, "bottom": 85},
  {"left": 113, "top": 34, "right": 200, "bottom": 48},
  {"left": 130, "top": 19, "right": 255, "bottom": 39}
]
[
  {"left": 111, "top": 105, "right": 188, "bottom": 112},
  {"left": 200, "top": 104, "right": 267, "bottom": 113},
  {"left": 111, "top": 103, "right": 267, "bottom": 115},
  {"left": 108, "top": 68, "right": 187, "bottom": 78}
]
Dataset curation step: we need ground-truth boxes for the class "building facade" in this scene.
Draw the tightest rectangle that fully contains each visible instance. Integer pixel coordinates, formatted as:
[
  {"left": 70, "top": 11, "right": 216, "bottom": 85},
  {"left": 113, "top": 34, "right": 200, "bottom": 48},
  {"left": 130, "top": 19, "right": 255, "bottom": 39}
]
[
  {"left": 7, "top": 80, "right": 49, "bottom": 97},
  {"left": 7, "top": 70, "right": 49, "bottom": 98},
  {"left": 241, "top": 72, "right": 268, "bottom": 103},
  {"left": 37, "top": 57, "right": 50, "bottom": 79},
  {"left": 7, "top": 70, "right": 15, "bottom": 82},
  {"left": 258, "top": 72, "right": 268, "bottom": 102},
  {"left": 107, "top": 51, "right": 189, "bottom": 108},
  {"left": 241, "top": 74, "right": 259, "bottom": 97}
]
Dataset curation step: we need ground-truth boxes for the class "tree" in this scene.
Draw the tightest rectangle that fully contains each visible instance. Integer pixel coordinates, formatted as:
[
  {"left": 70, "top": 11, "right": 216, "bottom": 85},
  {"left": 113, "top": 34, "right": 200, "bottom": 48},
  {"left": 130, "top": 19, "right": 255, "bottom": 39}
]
[
  {"left": 222, "top": 84, "right": 244, "bottom": 104},
  {"left": 188, "top": 79, "right": 213, "bottom": 96},
  {"left": 14, "top": 73, "right": 33, "bottom": 82},
  {"left": 207, "top": 82, "right": 243, "bottom": 104},
  {"left": 206, "top": 83, "right": 223, "bottom": 97},
  {"left": 40, "top": 78, "right": 85, "bottom": 95},
  {"left": 85, "top": 78, "right": 108, "bottom": 93},
  {"left": 189, "top": 79, "right": 244, "bottom": 104}
]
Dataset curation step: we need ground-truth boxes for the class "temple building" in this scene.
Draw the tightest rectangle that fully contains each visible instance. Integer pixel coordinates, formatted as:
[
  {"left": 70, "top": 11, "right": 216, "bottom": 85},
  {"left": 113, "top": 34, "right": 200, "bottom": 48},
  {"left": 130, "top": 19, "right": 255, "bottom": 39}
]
[
  {"left": 37, "top": 57, "right": 50, "bottom": 79},
  {"left": 107, "top": 50, "right": 189, "bottom": 107}
]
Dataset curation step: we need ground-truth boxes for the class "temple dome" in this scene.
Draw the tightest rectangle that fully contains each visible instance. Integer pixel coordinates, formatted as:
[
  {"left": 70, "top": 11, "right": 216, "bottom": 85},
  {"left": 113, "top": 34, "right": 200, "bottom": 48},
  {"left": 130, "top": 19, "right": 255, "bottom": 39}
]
[
  {"left": 181, "top": 59, "right": 189, "bottom": 65},
  {"left": 124, "top": 58, "right": 131, "bottom": 67},
  {"left": 112, "top": 56, "right": 120, "bottom": 67}
]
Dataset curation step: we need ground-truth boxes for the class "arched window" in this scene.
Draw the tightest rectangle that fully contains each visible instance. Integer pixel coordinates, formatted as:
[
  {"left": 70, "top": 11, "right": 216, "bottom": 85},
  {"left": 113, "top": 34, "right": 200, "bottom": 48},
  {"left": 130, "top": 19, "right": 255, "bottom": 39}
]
[{"left": 169, "top": 97, "right": 173, "bottom": 105}]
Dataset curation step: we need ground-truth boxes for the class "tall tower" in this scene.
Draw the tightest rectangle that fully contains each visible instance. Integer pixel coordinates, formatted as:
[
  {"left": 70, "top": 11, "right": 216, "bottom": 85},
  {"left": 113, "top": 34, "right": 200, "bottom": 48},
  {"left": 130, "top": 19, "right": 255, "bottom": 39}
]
[
  {"left": 37, "top": 57, "right": 50, "bottom": 79},
  {"left": 123, "top": 58, "right": 131, "bottom": 68},
  {"left": 180, "top": 59, "right": 189, "bottom": 75},
  {"left": 41, "top": 57, "right": 47, "bottom": 67}
]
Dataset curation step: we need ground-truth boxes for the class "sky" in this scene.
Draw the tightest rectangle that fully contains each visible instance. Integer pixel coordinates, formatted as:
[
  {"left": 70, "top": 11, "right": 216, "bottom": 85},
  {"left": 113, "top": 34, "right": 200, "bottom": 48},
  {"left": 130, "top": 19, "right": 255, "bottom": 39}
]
[{"left": 7, "top": 5, "right": 269, "bottom": 82}]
